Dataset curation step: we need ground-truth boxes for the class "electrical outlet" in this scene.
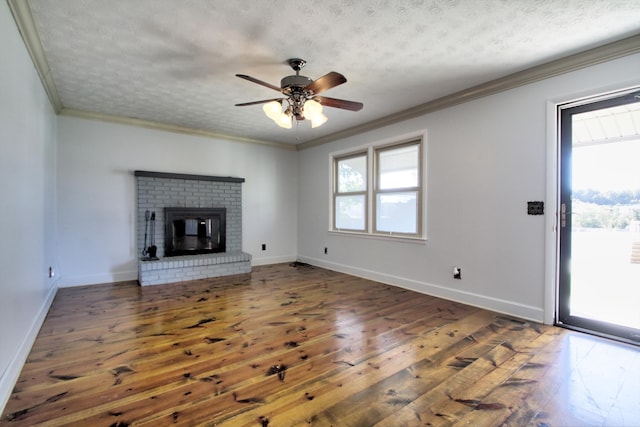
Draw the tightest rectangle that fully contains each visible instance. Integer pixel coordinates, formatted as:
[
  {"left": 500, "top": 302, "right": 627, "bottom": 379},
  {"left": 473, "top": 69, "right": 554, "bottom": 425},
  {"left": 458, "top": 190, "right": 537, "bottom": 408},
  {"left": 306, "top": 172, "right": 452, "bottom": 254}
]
[
  {"left": 453, "top": 267, "right": 462, "bottom": 279},
  {"left": 48, "top": 266, "right": 55, "bottom": 278},
  {"left": 527, "top": 201, "right": 544, "bottom": 215},
  {"left": 261, "top": 244, "right": 266, "bottom": 251},
  {"left": 324, "top": 247, "right": 328, "bottom": 254}
]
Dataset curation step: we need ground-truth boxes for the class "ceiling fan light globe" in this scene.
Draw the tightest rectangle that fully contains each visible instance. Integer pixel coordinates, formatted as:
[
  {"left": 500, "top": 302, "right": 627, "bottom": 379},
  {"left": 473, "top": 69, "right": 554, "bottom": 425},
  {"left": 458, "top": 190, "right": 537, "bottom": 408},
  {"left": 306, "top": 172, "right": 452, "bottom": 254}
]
[
  {"left": 263, "top": 100, "right": 282, "bottom": 120},
  {"left": 277, "top": 113, "right": 292, "bottom": 129},
  {"left": 304, "top": 99, "right": 322, "bottom": 118},
  {"left": 311, "top": 112, "right": 328, "bottom": 128}
]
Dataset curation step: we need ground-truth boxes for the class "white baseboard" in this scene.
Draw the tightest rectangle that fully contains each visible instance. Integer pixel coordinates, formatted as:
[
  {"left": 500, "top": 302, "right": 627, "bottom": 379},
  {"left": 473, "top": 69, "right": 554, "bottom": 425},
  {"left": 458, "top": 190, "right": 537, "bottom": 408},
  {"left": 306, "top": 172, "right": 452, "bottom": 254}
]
[
  {"left": 0, "top": 284, "right": 57, "bottom": 413},
  {"left": 298, "top": 256, "right": 544, "bottom": 323},
  {"left": 58, "top": 259, "right": 305, "bottom": 286},
  {"left": 58, "top": 270, "right": 138, "bottom": 287},
  {"left": 57, "top": 258, "right": 305, "bottom": 286},
  {"left": 251, "top": 255, "right": 297, "bottom": 267}
]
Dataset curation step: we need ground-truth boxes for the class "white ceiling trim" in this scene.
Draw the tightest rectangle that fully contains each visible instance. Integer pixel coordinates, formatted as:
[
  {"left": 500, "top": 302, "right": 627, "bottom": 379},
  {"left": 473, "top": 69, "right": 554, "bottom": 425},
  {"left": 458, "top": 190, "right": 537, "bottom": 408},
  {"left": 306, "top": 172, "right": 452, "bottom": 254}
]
[
  {"left": 8, "top": 0, "right": 640, "bottom": 151},
  {"left": 8, "top": 0, "right": 62, "bottom": 112},
  {"left": 60, "top": 108, "right": 297, "bottom": 151},
  {"left": 299, "top": 33, "right": 640, "bottom": 150}
]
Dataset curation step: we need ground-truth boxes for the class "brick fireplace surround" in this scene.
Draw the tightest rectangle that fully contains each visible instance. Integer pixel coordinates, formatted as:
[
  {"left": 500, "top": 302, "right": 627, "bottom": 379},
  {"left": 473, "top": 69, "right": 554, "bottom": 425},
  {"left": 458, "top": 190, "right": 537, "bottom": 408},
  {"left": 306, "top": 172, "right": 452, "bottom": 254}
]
[{"left": 135, "top": 171, "right": 251, "bottom": 286}]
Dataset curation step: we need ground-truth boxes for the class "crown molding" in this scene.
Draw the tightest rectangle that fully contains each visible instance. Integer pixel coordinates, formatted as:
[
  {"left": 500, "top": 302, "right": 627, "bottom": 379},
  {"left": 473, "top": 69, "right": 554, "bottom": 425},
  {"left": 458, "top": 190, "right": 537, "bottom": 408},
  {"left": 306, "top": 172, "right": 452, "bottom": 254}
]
[
  {"left": 60, "top": 109, "right": 297, "bottom": 151},
  {"left": 298, "top": 33, "right": 640, "bottom": 150},
  {"left": 8, "top": 0, "right": 295, "bottom": 150},
  {"left": 8, "top": 0, "right": 639, "bottom": 152},
  {"left": 8, "top": 0, "right": 62, "bottom": 112}
]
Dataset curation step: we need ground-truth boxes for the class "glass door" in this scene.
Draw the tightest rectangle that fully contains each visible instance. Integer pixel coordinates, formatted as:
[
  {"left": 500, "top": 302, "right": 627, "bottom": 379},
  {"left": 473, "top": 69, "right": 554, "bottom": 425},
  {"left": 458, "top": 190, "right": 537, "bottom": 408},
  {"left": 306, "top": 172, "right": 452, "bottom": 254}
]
[{"left": 558, "top": 89, "right": 640, "bottom": 344}]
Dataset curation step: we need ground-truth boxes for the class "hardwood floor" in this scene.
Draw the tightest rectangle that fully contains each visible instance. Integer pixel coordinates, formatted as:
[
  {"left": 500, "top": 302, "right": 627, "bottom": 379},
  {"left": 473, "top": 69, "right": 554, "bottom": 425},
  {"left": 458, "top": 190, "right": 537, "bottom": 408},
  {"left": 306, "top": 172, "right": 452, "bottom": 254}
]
[{"left": 2, "top": 263, "right": 639, "bottom": 426}]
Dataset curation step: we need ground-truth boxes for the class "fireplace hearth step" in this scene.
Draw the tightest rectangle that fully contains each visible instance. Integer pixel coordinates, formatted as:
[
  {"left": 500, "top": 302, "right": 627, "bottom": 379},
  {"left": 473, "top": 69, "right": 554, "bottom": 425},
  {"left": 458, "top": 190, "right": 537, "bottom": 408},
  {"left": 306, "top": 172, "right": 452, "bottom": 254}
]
[{"left": 138, "top": 251, "right": 252, "bottom": 286}]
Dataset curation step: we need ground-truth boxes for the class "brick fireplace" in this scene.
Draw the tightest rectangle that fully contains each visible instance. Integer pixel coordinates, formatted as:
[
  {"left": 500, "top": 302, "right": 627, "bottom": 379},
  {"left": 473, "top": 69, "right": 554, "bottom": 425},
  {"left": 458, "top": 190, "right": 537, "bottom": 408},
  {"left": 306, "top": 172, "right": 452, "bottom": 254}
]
[{"left": 135, "top": 170, "right": 251, "bottom": 286}]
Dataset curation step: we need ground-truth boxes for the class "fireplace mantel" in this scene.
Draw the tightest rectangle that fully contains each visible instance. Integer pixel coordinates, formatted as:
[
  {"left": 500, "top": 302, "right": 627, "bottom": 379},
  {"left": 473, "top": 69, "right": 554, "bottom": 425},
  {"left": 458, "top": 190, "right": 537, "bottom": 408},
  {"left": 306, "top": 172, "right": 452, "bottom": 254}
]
[{"left": 134, "top": 170, "right": 245, "bottom": 183}]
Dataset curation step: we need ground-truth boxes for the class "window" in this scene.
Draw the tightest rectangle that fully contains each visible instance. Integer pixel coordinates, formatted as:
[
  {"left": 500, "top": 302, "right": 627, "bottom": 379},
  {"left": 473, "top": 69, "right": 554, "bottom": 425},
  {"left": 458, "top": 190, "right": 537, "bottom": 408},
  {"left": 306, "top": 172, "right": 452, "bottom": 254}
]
[
  {"left": 334, "top": 153, "right": 367, "bottom": 231},
  {"left": 375, "top": 142, "right": 421, "bottom": 235},
  {"left": 332, "top": 137, "right": 424, "bottom": 238}
]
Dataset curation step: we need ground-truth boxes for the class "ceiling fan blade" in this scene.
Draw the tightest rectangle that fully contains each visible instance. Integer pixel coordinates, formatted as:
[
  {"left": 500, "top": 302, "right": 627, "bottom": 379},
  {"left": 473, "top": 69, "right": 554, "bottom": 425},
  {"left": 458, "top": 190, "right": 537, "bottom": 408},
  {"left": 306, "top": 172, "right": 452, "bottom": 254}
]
[
  {"left": 235, "top": 98, "right": 284, "bottom": 107},
  {"left": 236, "top": 74, "right": 282, "bottom": 92},
  {"left": 304, "top": 72, "right": 347, "bottom": 95},
  {"left": 315, "top": 96, "right": 363, "bottom": 112}
]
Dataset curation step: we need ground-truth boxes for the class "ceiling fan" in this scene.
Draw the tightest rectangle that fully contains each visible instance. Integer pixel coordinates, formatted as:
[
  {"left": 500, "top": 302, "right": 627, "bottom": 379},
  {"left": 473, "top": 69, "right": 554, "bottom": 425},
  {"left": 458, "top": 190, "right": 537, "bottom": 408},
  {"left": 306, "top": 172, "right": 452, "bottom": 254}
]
[{"left": 235, "top": 58, "right": 363, "bottom": 129}]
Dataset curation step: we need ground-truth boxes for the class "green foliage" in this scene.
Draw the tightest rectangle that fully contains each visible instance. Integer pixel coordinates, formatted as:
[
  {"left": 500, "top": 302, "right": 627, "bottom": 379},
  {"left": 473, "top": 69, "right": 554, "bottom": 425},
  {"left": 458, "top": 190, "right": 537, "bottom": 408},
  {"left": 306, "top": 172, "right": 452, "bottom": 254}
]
[
  {"left": 572, "top": 188, "right": 640, "bottom": 229},
  {"left": 338, "top": 162, "right": 364, "bottom": 193},
  {"left": 573, "top": 189, "right": 640, "bottom": 205}
]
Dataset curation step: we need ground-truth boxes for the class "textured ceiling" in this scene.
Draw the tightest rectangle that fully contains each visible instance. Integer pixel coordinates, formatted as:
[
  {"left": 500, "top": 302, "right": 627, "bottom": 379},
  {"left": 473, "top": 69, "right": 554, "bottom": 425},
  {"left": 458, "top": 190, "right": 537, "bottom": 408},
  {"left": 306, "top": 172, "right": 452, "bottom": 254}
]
[{"left": 14, "top": 0, "right": 640, "bottom": 147}]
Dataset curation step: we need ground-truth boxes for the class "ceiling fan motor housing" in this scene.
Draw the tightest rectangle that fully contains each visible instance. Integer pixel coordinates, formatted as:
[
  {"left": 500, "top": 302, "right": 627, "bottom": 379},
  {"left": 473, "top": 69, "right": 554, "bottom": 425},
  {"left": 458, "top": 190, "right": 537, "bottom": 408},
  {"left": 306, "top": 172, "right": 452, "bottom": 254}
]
[{"left": 281, "top": 75, "right": 313, "bottom": 91}]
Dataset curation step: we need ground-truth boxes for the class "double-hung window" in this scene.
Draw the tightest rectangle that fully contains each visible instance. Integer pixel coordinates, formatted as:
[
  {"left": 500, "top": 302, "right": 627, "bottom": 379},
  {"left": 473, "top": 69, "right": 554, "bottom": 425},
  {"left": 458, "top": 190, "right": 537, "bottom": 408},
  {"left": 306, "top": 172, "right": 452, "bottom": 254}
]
[
  {"left": 334, "top": 152, "right": 368, "bottom": 231},
  {"left": 375, "top": 142, "right": 421, "bottom": 235},
  {"left": 332, "top": 137, "right": 424, "bottom": 239}
]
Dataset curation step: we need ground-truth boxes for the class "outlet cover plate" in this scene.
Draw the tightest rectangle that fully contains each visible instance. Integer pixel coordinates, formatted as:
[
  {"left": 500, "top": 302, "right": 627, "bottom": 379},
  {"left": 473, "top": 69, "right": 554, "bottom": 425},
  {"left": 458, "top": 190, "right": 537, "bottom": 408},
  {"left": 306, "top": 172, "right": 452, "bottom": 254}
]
[{"left": 527, "top": 201, "right": 544, "bottom": 215}]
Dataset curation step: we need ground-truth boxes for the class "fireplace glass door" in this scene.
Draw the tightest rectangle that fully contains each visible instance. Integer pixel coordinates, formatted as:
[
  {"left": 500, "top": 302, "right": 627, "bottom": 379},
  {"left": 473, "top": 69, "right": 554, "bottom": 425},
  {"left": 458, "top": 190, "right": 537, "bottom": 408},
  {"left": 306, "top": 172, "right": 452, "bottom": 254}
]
[{"left": 165, "top": 208, "right": 226, "bottom": 256}]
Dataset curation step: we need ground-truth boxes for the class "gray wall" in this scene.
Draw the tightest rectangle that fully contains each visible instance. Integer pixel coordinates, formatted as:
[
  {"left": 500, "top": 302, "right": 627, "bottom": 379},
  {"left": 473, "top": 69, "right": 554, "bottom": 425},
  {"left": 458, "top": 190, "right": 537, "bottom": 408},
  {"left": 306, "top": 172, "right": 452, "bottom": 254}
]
[
  {"left": 0, "top": 0, "right": 58, "bottom": 409},
  {"left": 296, "top": 53, "right": 640, "bottom": 323},
  {"left": 56, "top": 116, "right": 298, "bottom": 286}
]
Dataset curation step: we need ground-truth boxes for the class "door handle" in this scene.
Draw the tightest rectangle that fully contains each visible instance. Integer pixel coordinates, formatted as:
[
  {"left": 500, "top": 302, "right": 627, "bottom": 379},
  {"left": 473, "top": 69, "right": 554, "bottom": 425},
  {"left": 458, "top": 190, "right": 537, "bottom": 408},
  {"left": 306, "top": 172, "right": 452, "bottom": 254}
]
[{"left": 561, "top": 203, "right": 567, "bottom": 228}]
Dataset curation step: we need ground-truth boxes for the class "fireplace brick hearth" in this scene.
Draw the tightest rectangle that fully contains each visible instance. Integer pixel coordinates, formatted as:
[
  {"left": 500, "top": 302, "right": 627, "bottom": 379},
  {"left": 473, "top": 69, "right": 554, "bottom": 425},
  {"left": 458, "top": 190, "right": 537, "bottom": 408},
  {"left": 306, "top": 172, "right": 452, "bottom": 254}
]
[
  {"left": 137, "top": 251, "right": 251, "bottom": 286},
  {"left": 135, "top": 170, "right": 251, "bottom": 286}
]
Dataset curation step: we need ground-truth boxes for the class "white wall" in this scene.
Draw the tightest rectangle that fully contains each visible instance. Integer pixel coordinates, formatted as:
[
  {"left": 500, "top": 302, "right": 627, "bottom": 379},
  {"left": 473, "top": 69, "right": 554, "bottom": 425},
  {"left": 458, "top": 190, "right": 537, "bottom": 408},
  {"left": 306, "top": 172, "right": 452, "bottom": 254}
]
[
  {"left": 0, "top": 0, "right": 58, "bottom": 410},
  {"left": 56, "top": 116, "right": 298, "bottom": 286},
  {"left": 297, "top": 53, "right": 640, "bottom": 323}
]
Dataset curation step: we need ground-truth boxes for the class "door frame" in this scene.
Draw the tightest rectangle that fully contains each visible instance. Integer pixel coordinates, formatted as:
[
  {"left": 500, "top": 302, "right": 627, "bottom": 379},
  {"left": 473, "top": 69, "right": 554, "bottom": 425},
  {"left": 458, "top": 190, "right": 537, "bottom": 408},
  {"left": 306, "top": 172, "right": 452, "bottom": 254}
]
[{"left": 544, "top": 85, "right": 640, "bottom": 340}]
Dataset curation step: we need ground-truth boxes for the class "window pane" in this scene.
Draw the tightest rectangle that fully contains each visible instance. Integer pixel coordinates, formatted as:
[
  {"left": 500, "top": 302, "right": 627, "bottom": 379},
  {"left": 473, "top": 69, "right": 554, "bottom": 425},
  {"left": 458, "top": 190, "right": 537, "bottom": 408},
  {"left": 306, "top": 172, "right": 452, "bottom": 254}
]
[
  {"left": 379, "top": 144, "right": 418, "bottom": 190},
  {"left": 336, "top": 195, "right": 366, "bottom": 230},
  {"left": 376, "top": 192, "right": 417, "bottom": 233},
  {"left": 338, "top": 155, "right": 367, "bottom": 193}
]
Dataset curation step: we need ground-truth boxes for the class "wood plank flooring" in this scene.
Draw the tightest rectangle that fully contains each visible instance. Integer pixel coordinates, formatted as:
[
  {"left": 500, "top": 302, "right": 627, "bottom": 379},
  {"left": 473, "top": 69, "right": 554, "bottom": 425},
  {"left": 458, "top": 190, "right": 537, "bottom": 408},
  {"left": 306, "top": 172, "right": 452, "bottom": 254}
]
[{"left": 2, "top": 263, "right": 639, "bottom": 426}]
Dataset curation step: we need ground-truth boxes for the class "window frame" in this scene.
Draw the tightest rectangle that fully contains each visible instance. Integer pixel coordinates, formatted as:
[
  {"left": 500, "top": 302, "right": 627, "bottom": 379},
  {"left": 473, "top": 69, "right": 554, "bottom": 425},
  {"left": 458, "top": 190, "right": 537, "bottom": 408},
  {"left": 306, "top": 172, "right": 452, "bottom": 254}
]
[
  {"left": 373, "top": 140, "right": 423, "bottom": 237},
  {"left": 330, "top": 135, "right": 426, "bottom": 241},
  {"left": 333, "top": 151, "right": 369, "bottom": 232}
]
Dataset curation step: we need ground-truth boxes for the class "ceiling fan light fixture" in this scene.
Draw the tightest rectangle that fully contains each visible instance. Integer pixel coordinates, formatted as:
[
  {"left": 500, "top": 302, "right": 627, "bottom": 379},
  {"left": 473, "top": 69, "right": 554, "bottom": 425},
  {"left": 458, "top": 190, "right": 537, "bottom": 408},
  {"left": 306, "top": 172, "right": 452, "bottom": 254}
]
[
  {"left": 263, "top": 100, "right": 282, "bottom": 121},
  {"left": 236, "top": 58, "right": 362, "bottom": 131},
  {"left": 303, "top": 99, "right": 327, "bottom": 128},
  {"left": 276, "top": 111, "right": 292, "bottom": 129},
  {"left": 311, "top": 112, "right": 328, "bottom": 128},
  {"left": 303, "top": 99, "right": 322, "bottom": 117}
]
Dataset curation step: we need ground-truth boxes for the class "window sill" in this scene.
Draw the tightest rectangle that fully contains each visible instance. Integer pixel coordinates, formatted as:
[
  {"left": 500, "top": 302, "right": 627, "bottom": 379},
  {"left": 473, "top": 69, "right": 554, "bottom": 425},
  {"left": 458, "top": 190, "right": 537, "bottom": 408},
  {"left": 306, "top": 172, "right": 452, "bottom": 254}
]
[{"left": 328, "top": 230, "right": 427, "bottom": 244}]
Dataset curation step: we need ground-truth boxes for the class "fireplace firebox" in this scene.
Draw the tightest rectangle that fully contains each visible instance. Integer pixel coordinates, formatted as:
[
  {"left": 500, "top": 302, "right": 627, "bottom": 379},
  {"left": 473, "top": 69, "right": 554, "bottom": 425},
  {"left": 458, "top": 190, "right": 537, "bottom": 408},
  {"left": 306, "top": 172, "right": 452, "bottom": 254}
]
[{"left": 164, "top": 207, "right": 226, "bottom": 257}]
